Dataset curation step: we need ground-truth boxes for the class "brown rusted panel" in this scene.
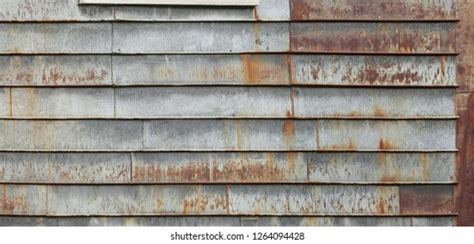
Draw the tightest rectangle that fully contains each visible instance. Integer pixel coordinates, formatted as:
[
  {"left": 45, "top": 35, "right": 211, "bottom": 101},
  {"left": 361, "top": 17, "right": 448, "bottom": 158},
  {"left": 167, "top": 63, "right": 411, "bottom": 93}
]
[
  {"left": 399, "top": 185, "right": 455, "bottom": 215},
  {"left": 290, "top": 0, "right": 457, "bottom": 21},
  {"left": 290, "top": 23, "right": 456, "bottom": 54},
  {"left": 457, "top": 0, "right": 474, "bottom": 92},
  {"left": 456, "top": 93, "right": 474, "bottom": 225}
]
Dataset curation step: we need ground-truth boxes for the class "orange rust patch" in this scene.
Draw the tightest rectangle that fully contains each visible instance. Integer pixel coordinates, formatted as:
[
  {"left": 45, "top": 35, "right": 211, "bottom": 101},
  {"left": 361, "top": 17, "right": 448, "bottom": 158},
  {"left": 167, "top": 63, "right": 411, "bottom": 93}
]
[
  {"left": 373, "top": 106, "right": 388, "bottom": 117},
  {"left": 379, "top": 139, "right": 396, "bottom": 150}
]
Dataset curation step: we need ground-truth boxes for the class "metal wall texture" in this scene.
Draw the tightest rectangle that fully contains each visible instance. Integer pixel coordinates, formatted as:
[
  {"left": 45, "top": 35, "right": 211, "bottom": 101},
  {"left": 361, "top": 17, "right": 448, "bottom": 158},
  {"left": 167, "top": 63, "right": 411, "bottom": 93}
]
[{"left": 0, "top": 0, "right": 463, "bottom": 226}]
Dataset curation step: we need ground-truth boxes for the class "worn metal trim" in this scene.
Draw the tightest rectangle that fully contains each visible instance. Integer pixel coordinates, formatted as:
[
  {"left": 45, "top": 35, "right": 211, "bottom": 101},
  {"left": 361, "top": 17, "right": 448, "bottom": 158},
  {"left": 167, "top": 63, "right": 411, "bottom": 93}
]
[{"left": 79, "top": 0, "right": 259, "bottom": 6}]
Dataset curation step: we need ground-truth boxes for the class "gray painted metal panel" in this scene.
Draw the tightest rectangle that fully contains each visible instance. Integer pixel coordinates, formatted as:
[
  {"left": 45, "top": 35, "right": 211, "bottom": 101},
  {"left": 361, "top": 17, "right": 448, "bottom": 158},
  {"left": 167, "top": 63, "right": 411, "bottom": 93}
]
[
  {"left": 294, "top": 88, "right": 455, "bottom": 118},
  {"left": 307, "top": 153, "right": 455, "bottom": 183},
  {"left": 291, "top": 22, "right": 456, "bottom": 53},
  {"left": 0, "top": 56, "right": 112, "bottom": 86},
  {"left": 0, "top": 23, "right": 111, "bottom": 54},
  {"left": 0, "top": 120, "right": 142, "bottom": 150},
  {"left": 143, "top": 120, "right": 317, "bottom": 150},
  {"left": 0, "top": 0, "right": 114, "bottom": 21},
  {"left": 132, "top": 152, "right": 307, "bottom": 183},
  {"left": 0, "top": 185, "right": 46, "bottom": 215},
  {"left": 47, "top": 185, "right": 227, "bottom": 215},
  {"left": 0, "top": 216, "right": 454, "bottom": 226},
  {"left": 318, "top": 120, "right": 455, "bottom": 150},
  {"left": 291, "top": 55, "right": 456, "bottom": 86},
  {"left": 229, "top": 185, "right": 399, "bottom": 215},
  {"left": 8, "top": 88, "right": 114, "bottom": 118},
  {"left": 0, "top": 89, "right": 8, "bottom": 117},
  {"left": 115, "top": 87, "right": 292, "bottom": 118},
  {"left": 256, "top": 0, "right": 290, "bottom": 20},
  {"left": 113, "top": 23, "right": 289, "bottom": 53},
  {"left": 0, "top": 153, "right": 130, "bottom": 183},
  {"left": 113, "top": 54, "right": 290, "bottom": 86}
]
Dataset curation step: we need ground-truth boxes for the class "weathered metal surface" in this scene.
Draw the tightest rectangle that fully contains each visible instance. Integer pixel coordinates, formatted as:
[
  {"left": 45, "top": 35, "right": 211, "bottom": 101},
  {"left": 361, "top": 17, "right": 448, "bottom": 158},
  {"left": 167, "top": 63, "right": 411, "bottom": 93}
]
[
  {"left": 308, "top": 153, "right": 455, "bottom": 184},
  {"left": 0, "top": 56, "right": 112, "bottom": 86},
  {"left": 318, "top": 120, "right": 455, "bottom": 150},
  {"left": 456, "top": 93, "right": 474, "bottom": 225},
  {"left": 113, "top": 23, "right": 289, "bottom": 53},
  {"left": 143, "top": 120, "right": 317, "bottom": 151},
  {"left": 79, "top": 0, "right": 260, "bottom": 6},
  {"left": 399, "top": 185, "right": 455, "bottom": 215},
  {"left": 293, "top": 88, "right": 455, "bottom": 118},
  {"left": 7, "top": 88, "right": 114, "bottom": 118},
  {"left": 0, "top": 23, "right": 111, "bottom": 54},
  {"left": 456, "top": 0, "right": 474, "bottom": 92},
  {"left": 0, "top": 89, "right": 8, "bottom": 117},
  {"left": 114, "top": 0, "right": 289, "bottom": 21},
  {"left": 113, "top": 54, "right": 457, "bottom": 86},
  {"left": 229, "top": 185, "right": 399, "bottom": 215},
  {"left": 113, "top": 54, "right": 290, "bottom": 86},
  {"left": 0, "top": 153, "right": 130, "bottom": 183},
  {"left": 115, "top": 87, "right": 292, "bottom": 118},
  {"left": 47, "top": 185, "right": 227, "bottom": 215},
  {"left": 290, "top": 0, "right": 456, "bottom": 21},
  {"left": 291, "top": 55, "right": 456, "bottom": 86},
  {"left": 0, "top": 0, "right": 114, "bottom": 21},
  {"left": 0, "top": 216, "right": 454, "bottom": 226},
  {"left": 0, "top": 185, "right": 46, "bottom": 215},
  {"left": 0, "top": 120, "right": 142, "bottom": 150},
  {"left": 290, "top": 23, "right": 456, "bottom": 54},
  {"left": 132, "top": 152, "right": 306, "bottom": 183}
]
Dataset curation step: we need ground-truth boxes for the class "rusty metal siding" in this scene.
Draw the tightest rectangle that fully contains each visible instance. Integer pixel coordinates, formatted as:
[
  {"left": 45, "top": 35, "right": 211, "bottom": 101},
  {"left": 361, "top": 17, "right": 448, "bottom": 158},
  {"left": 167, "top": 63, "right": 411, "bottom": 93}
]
[{"left": 0, "top": 0, "right": 460, "bottom": 226}]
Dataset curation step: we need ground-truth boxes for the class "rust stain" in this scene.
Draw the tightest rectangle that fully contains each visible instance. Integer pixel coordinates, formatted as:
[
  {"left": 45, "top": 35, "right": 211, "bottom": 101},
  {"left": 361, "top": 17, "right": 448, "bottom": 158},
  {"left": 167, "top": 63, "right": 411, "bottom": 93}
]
[
  {"left": 373, "top": 106, "right": 388, "bottom": 117},
  {"left": 241, "top": 55, "right": 289, "bottom": 85},
  {"left": 133, "top": 162, "right": 211, "bottom": 183},
  {"left": 400, "top": 185, "right": 455, "bottom": 215},
  {"left": 379, "top": 138, "right": 397, "bottom": 150},
  {"left": 8, "top": 88, "right": 13, "bottom": 117},
  {"left": 282, "top": 117, "right": 295, "bottom": 148}
]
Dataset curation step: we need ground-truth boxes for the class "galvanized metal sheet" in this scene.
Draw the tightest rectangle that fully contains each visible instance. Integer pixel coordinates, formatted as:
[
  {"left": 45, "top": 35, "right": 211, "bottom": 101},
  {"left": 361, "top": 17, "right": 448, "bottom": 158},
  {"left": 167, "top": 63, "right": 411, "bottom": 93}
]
[
  {"left": 7, "top": 88, "right": 114, "bottom": 118},
  {"left": 132, "top": 152, "right": 307, "bottom": 183},
  {"left": 308, "top": 153, "right": 455, "bottom": 184},
  {"left": 113, "top": 23, "right": 289, "bottom": 53},
  {"left": 0, "top": 120, "right": 142, "bottom": 150},
  {"left": 0, "top": 89, "right": 8, "bottom": 117},
  {"left": 0, "top": 185, "right": 46, "bottom": 215},
  {"left": 47, "top": 185, "right": 227, "bottom": 215},
  {"left": 290, "top": 0, "right": 456, "bottom": 20},
  {"left": 291, "top": 55, "right": 456, "bottom": 86},
  {"left": 241, "top": 217, "right": 412, "bottom": 226},
  {"left": 113, "top": 54, "right": 290, "bottom": 86},
  {"left": 0, "top": 0, "right": 114, "bottom": 21},
  {"left": 0, "top": 56, "right": 112, "bottom": 86},
  {"left": 0, "top": 153, "right": 130, "bottom": 183},
  {"left": 293, "top": 88, "right": 455, "bottom": 118},
  {"left": 290, "top": 23, "right": 456, "bottom": 53},
  {"left": 143, "top": 120, "right": 317, "bottom": 150},
  {"left": 318, "top": 120, "right": 455, "bottom": 150},
  {"left": 229, "top": 185, "right": 399, "bottom": 215},
  {"left": 115, "top": 87, "right": 292, "bottom": 118},
  {"left": 0, "top": 23, "right": 111, "bottom": 54},
  {"left": 399, "top": 185, "right": 455, "bottom": 215},
  {"left": 411, "top": 217, "right": 454, "bottom": 226}
]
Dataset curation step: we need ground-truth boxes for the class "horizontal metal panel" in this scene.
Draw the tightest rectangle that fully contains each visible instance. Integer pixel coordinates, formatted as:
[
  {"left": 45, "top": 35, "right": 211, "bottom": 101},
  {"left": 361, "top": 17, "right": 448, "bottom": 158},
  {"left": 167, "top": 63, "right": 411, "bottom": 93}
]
[
  {"left": 0, "top": 216, "right": 454, "bottom": 226},
  {"left": 113, "top": 54, "right": 290, "bottom": 86},
  {"left": 399, "top": 185, "right": 455, "bottom": 215},
  {"left": 0, "top": 89, "right": 8, "bottom": 117},
  {"left": 113, "top": 55, "right": 456, "bottom": 86},
  {"left": 229, "top": 185, "right": 399, "bottom": 215},
  {"left": 0, "top": 185, "right": 46, "bottom": 215},
  {"left": 290, "top": 0, "right": 456, "bottom": 20},
  {"left": 308, "top": 153, "right": 455, "bottom": 183},
  {"left": 0, "top": 56, "right": 112, "bottom": 86},
  {"left": 292, "top": 55, "right": 456, "bottom": 86},
  {"left": 143, "top": 120, "right": 317, "bottom": 150},
  {"left": 0, "top": 120, "right": 142, "bottom": 150},
  {"left": 0, "top": 23, "right": 111, "bottom": 54},
  {"left": 293, "top": 88, "right": 455, "bottom": 118},
  {"left": 114, "top": 0, "right": 289, "bottom": 21},
  {"left": 113, "top": 23, "right": 289, "bottom": 53},
  {"left": 0, "top": 0, "right": 114, "bottom": 21},
  {"left": 79, "top": 0, "right": 260, "bottom": 6},
  {"left": 318, "top": 120, "right": 455, "bottom": 150},
  {"left": 115, "top": 87, "right": 292, "bottom": 118},
  {"left": 7, "top": 88, "right": 114, "bottom": 118},
  {"left": 132, "top": 152, "right": 307, "bottom": 183},
  {"left": 46, "top": 185, "right": 227, "bottom": 215},
  {"left": 290, "top": 23, "right": 456, "bottom": 54},
  {"left": 0, "top": 153, "right": 130, "bottom": 183}
]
